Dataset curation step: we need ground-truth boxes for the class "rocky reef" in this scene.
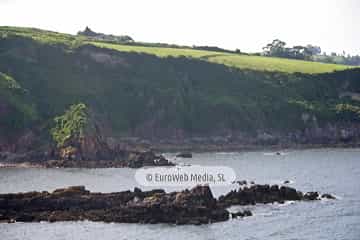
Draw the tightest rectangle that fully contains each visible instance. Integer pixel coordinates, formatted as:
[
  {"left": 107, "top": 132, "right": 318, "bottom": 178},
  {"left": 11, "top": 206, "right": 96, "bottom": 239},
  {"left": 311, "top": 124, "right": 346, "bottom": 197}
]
[
  {"left": 0, "top": 184, "right": 335, "bottom": 225},
  {"left": 218, "top": 184, "right": 333, "bottom": 207},
  {"left": 0, "top": 185, "right": 229, "bottom": 225},
  {"left": 220, "top": 184, "right": 301, "bottom": 206}
]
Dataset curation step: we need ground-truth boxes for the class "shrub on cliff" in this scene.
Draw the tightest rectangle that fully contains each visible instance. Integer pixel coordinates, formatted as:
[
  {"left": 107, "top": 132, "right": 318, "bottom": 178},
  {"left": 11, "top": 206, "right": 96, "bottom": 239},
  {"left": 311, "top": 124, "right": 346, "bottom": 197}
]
[
  {"left": 335, "top": 104, "right": 360, "bottom": 121},
  {"left": 50, "top": 103, "right": 88, "bottom": 147}
]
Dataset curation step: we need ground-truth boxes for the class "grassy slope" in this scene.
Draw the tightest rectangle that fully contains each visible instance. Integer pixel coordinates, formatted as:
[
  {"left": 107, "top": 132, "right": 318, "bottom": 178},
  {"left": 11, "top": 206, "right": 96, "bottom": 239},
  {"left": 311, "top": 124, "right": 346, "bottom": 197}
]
[
  {"left": 0, "top": 26, "right": 352, "bottom": 74},
  {"left": 91, "top": 42, "right": 351, "bottom": 74},
  {"left": 0, "top": 26, "right": 84, "bottom": 46}
]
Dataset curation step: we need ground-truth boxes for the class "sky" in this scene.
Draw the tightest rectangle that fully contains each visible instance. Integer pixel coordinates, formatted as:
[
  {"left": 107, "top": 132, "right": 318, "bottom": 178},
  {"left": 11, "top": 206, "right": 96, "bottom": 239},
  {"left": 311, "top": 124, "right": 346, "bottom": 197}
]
[{"left": 1, "top": 0, "right": 359, "bottom": 55}]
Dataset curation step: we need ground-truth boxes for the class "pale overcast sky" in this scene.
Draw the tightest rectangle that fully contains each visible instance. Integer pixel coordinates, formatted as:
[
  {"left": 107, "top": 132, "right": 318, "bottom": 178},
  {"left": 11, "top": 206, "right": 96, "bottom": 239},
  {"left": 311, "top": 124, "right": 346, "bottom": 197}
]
[{"left": 1, "top": 0, "right": 359, "bottom": 54}]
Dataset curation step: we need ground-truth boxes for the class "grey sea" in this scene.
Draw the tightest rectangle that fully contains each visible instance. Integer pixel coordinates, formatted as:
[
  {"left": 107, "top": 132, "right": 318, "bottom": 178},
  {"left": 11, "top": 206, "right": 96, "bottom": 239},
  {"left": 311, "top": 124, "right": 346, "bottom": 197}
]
[{"left": 0, "top": 148, "right": 359, "bottom": 240}]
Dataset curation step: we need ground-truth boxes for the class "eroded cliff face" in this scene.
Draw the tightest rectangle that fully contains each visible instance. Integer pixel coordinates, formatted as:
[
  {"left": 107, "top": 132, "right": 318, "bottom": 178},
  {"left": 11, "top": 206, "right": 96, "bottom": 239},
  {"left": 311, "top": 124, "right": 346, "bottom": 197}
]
[
  {"left": 1, "top": 120, "right": 359, "bottom": 159},
  {"left": 106, "top": 122, "right": 360, "bottom": 152},
  {"left": 0, "top": 105, "right": 174, "bottom": 168},
  {"left": 1, "top": 36, "right": 360, "bottom": 156},
  {"left": 0, "top": 100, "right": 41, "bottom": 154}
]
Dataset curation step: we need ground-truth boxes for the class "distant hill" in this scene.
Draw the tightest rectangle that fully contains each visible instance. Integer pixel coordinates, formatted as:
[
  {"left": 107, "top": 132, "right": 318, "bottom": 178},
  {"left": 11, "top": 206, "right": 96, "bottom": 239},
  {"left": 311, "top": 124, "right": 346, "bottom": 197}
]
[{"left": 0, "top": 26, "right": 359, "bottom": 149}]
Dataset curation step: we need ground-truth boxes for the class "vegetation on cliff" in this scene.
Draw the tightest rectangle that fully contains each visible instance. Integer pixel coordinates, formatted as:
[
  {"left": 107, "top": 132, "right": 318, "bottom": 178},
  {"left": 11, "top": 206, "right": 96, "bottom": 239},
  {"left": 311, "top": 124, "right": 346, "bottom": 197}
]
[
  {"left": 50, "top": 103, "right": 88, "bottom": 147},
  {"left": 0, "top": 26, "right": 359, "bottom": 143},
  {"left": 0, "top": 72, "right": 38, "bottom": 133}
]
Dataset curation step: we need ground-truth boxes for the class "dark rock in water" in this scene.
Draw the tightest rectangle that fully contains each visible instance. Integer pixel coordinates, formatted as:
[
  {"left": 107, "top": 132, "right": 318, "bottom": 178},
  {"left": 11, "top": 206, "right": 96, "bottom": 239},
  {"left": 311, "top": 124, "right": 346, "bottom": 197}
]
[
  {"left": 283, "top": 180, "right": 290, "bottom": 184},
  {"left": 0, "top": 185, "right": 228, "bottom": 225},
  {"left": 231, "top": 211, "right": 243, "bottom": 218},
  {"left": 243, "top": 210, "right": 252, "bottom": 216},
  {"left": 176, "top": 152, "right": 192, "bottom": 158},
  {"left": 230, "top": 211, "right": 242, "bottom": 218},
  {"left": 280, "top": 186, "right": 301, "bottom": 200},
  {"left": 126, "top": 151, "right": 174, "bottom": 168},
  {"left": 0, "top": 183, "right": 334, "bottom": 225},
  {"left": 231, "top": 209, "right": 252, "bottom": 219},
  {"left": 218, "top": 184, "right": 321, "bottom": 207},
  {"left": 321, "top": 193, "right": 336, "bottom": 199},
  {"left": 237, "top": 180, "right": 247, "bottom": 185},
  {"left": 303, "top": 192, "right": 319, "bottom": 201}
]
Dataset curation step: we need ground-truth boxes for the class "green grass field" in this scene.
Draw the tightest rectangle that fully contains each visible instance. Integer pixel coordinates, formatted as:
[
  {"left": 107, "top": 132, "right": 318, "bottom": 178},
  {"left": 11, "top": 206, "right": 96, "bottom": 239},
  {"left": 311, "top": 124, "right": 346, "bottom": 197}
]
[
  {"left": 0, "top": 26, "right": 84, "bottom": 45},
  {"left": 0, "top": 26, "right": 353, "bottom": 74},
  {"left": 90, "top": 42, "right": 352, "bottom": 74}
]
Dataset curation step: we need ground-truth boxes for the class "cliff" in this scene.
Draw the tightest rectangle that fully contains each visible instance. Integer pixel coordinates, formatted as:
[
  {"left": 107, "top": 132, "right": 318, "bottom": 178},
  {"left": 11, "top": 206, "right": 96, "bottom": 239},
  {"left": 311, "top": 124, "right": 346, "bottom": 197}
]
[{"left": 0, "top": 27, "right": 360, "bottom": 156}]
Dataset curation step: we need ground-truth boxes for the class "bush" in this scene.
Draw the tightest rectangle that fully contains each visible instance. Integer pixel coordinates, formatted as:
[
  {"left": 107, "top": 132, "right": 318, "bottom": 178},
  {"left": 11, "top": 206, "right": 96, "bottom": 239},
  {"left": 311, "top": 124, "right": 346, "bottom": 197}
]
[{"left": 50, "top": 103, "right": 88, "bottom": 147}]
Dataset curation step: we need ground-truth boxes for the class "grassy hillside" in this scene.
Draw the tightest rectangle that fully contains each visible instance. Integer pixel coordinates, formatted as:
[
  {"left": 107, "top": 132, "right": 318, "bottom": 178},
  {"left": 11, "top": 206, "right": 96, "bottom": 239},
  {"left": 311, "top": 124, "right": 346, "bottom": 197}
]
[
  {"left": 0, "top": 26, "right": 84, "bottom": 46},
  {"left": 91, "top": 42, "right": 351, "bottom": 74},
  {"left": 0, "top": 26, "right": 359, "bottom": 141},
  {"left": 0, "top": 26, "right": 352, "bottom": 74}
]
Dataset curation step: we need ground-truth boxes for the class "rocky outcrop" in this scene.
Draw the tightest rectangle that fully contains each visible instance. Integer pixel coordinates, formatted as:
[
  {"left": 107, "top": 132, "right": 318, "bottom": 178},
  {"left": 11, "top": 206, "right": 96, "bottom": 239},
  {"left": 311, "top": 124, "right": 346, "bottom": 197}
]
[
  {"left": 303, "top": 191, "right": 319, "bottom": 201},
  {"left": 0, "top": 103, "right": 174, "bottom": 168},
  {"left": 44, "top": 150, "right": 174, "bottom": 168},
  {"left": 0, "top": 184, "right": 335, "bottom": 225},
  {"left": 0, "top": 185, "right": 228, "bottom": 225},
  {"left": 218, "top": 184, "right": 325, "bottom": 207},
  {"left": 0, "top": 149, "right": 174, "bottom": 168},
  {"left": 321, "top": 193, "right": 336, "bottom": 199},
  {"left": 231, "top": 210, "right": 252, "bottom": 218}
]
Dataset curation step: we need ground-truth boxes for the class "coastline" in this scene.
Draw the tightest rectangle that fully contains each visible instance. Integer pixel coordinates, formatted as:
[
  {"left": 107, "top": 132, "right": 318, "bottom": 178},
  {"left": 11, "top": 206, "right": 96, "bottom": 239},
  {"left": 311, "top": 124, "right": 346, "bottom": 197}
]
[
  {"left": 151, "top": 142, "right": 360, "bottom": 153},
  {"left": 0, "top": 162, "right": 43, "bottom": 168},
  {"left": 0, "top": 143, "right": 359, "bottom": 169}
]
